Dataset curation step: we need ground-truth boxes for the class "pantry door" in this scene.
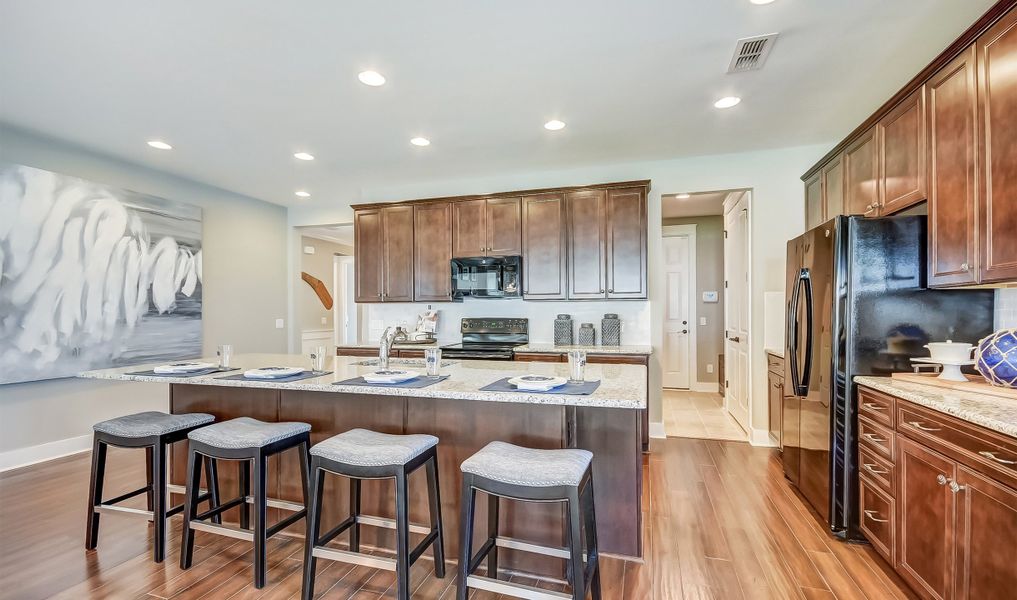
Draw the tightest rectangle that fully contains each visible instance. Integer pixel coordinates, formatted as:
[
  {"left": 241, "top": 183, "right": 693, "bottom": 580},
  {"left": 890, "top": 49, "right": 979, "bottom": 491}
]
[{"left": 662, "top": 225, "right": 695, "bottom": 389}]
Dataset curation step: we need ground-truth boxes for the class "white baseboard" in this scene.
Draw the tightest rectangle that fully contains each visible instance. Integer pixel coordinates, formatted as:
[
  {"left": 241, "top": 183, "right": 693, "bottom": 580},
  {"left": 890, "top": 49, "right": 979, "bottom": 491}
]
[
  {"left": 690, "top": 381, "right": 720, "bottom": 393},
  {"left": 649, "top": 421, "right": 666, "bottom": 439},
  {"left": 749, "top": 428, "right": 778, "bottom": 447},
  {"left": 0, "top": 434, "right": 92, "bottom": 472}
]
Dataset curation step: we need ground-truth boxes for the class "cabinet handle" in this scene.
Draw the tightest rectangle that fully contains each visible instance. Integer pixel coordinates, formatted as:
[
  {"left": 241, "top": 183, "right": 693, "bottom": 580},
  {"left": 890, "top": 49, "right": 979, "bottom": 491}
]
[
  {"left": 937, "top": 474, "right": 948, "bottom": 486},
  {"left": 978, "top": 450, "right": 1017, "bottom": 465},
  {"left": 863, "top": 462, "right": 888, "bottom": 476},
  {"left": 864, "top": 203, "right": 877, "bottom": 215},
  {"left": 949, "top": 481, "right": 966, "bottom": 494},
  {"left": 862, "top": 433, "right": 886, "bottom": 444},
  {"left": 862, "top": 402, "right": 886, "bottom": 411},
  {"left": 863, "top": 509, "right": 888, "bottom": 524},
  {"left": 907, "top": 421, "right": 942, "bottom": 432}
]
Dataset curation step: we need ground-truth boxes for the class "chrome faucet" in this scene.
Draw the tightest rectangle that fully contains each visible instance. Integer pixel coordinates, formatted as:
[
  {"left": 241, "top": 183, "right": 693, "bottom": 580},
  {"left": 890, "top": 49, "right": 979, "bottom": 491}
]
[{"left": 378, "top": 326, "right": 397, "bottom": 370}]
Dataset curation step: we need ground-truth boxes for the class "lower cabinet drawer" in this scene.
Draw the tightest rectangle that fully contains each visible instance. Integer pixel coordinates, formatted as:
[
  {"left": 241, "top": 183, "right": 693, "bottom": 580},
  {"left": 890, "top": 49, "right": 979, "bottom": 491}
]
[
  {"left": 859, "top": 444, "right": 894, "bottom": 495},
  {"left": 859, "top": 415, "right": 895, "bottom": 462},
  {"left": 859, "top": 476, "right": 895, "bottom": 564},
  {"left": 513, "top": 352, "right": 564, "bottom": 363}
]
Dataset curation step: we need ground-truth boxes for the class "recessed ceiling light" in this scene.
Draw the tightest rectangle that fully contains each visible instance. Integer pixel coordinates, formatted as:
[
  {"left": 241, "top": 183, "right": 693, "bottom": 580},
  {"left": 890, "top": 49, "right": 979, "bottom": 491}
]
[
  {"left": 676, "top": 193, "right": 691, "bottom": 199},
  {"left": 544, "top": 119, "right": 566, "bottom": 131},
  {"left": 295, "top": 191, "right": 311, "bottom": 198},
  {"left": 147, "top": 140, "right": 172, "bottom": 150},
  {"left": 410, "top": 137, "right": 431, "bottom": 147},
  {"left": 358, "top": 71, "right": 386, "bottom": 86},
  {"left": 293, "top": 152, "right": 315, "bottom": 161},
  {"left": 749, "top": 0, "right": 776, "bottom": 4},
  {"left": 714, "top": 96, "right": 742, "bottom": 109}
]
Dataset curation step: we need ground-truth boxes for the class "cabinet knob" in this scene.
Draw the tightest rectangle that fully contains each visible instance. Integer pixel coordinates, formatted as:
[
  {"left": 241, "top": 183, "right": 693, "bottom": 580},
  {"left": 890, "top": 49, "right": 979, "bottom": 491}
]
[
  {"left": 937, "top": 474, "right": 948, "bottom": 486},
  {"left": 949, "top": 481, "right": 966, "bottom": 494},
  {"left": 600, "top": 289, "right": 605, "bottom": 293},
  {"left": 608, "top": 288, "right": 614, "bottom": 293},
  {"left": 960, "top": 262, "right": 969, "bottom": 271}
]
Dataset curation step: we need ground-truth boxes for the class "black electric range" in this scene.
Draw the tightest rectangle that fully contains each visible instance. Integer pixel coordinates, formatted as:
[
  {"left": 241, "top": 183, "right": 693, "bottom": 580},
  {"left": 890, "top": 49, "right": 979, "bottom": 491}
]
[{"left": 439, "top": 317, "right": 528, "bottom": 361}]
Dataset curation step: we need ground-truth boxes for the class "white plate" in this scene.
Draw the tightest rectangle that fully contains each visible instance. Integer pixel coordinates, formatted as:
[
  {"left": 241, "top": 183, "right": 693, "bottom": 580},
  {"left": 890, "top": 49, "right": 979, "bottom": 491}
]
[
  {"left": 154, "top": 362, "right": 216, "bottom": 374},
  {"left": 244, "top": 366, "right": 305, "bottom": 379},
  {"left": 363, "top": 369, "right": 419, "bottom": 384},
  {"left": 508, "top": 375, "right": 568, "bottom": 391}
]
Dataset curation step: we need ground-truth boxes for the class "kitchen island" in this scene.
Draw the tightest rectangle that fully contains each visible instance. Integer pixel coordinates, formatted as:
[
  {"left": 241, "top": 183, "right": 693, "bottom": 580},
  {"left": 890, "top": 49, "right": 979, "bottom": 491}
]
[{"left": 79, "top": 353, "right": 645, "bottom": 575}]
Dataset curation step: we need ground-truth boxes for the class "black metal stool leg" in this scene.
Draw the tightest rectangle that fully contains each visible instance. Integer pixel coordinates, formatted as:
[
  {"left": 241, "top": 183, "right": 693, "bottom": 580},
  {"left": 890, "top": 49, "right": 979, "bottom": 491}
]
[
  {"left": 395, "top": 468, "right": 411, "bottom": 600},
  {"left": 583, "top": 479, "right": 601, "bottom": 600},
  {"left": 301, "top": 460, "right": 324, "bottom": 600},
  {"left": 204, "top": 457, "right": 222, "bottom": 525},
  {"left": 349, "top": 477, "right": 361, "bottom": 552},
  {"left": 426, "top": 451, "right": 446, "bottom": 578},
  {"left": 456, "top": 474, "right": 476, "bottom": 600},
  {"left": 179, "top": 448, "right": 202, "bottom": 568},
  {"left": 487, "top": 492, "right": 500, "bottom": 579},
  {"left": 566, "top": 488, "right": 586, "bottom": 600},
  {"left": 253, "top": 453, "right": 268, "bottom": 588},
  {"left": 145, "top": 446, "right": 154, "bottom": 513},
  {"left": 239, "top": 459, "right": 251, "bottom": 530},
  {"left": 151, "top": 442, "right": 168, "bottom": 563},
  {"left": 85, "top": 437, "right": 107, "bottom": 550}
]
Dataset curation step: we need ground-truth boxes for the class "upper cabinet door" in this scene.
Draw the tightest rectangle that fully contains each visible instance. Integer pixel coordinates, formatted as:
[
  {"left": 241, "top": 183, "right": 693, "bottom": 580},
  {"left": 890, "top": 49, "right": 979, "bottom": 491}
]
[
  {"left": 413, "top": 202, "right": 452, "bottom": 302},
  {"left": 566, "top": 189, "right": 608, "bottom": 299},
  {"left": 880, "top": 87, "right": 928, "bottom": 214},
  {"left": 452, "top": 198, "right": 487, "bottom": 258},
  {"left": 978, "top": 9, "right": 1017, "bottom": 284},
  {"left": 928, "top": 47, "right": 979, "bottom": 287},
  {"left": 521, "top": 193, "right": 567, "bottom": 299},
  {"left": 605, "top": 187, "right": 647, "bottom": 299},
  {"left": 844, "top": 127, "right": 880, "bottom": 216},
  {"left": 381, "top": 205, "right": 414, "bottom": 302},
  {"left": 354, "top": 209, "right": 384, "bottom": 302},
  {"left": 805, "top": 172, "right": 824, "bottom": 229},
  {"left": 485, "top": 196, "right": 522, "bottom": 256},
  {"left": 822, "top": 154, "right": 845, "bottom": 218}
]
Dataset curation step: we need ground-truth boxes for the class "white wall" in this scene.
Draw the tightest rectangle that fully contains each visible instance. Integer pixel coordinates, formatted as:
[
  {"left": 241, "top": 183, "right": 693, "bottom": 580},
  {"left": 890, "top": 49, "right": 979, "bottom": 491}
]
[
  {"left": 288, "top": 142, "right": 833, "bottom": 439},
  {"left": 0, "top": 125, "right": 290, "bottom": 470}
]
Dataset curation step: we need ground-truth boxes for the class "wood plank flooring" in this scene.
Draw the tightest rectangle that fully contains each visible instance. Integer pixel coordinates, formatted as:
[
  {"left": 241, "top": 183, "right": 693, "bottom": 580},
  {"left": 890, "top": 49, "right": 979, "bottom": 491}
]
[{"left": 0, "top": 438, "right": 915, "bottom": 599}]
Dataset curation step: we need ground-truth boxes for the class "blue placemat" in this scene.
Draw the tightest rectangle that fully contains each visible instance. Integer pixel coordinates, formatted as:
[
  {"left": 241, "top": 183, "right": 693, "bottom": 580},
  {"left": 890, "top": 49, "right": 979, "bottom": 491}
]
[
  {"left": 217, "top": 370, "right": 331, "bottom": 383},
  {"left": 127, "top": 367, "right": 240, "bottom": 377},
  {"left": 333, "top": 375, "right": 450, "bottom": 389},
  {"left": 480, "top": 377, "right": 601, "bottom": 395}
]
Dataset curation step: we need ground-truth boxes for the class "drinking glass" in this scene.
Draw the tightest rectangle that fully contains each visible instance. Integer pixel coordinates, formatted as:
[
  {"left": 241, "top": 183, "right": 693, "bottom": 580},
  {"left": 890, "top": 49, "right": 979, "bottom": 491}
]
[
  {"left": 310, "top": 346, "right": 328, "bottom": 373},
  {"left": 424, "top": 348, "right": 442, "bottom": 378},
  {"left": 217, "top": 344, "right": 233, "bottom": 369},
  {"left": 567, "top": 350, "right": 587, "bottom": 383}
]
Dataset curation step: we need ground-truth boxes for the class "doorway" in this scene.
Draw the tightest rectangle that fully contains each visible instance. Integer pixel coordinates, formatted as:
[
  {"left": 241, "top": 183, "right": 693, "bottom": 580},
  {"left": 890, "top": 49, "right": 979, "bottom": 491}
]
[
  {"left": 297, "top": 223, "right": 357, "bottom": 350},
  {"left": 659, "top": 190, "right": 749, "bottom": 442}
]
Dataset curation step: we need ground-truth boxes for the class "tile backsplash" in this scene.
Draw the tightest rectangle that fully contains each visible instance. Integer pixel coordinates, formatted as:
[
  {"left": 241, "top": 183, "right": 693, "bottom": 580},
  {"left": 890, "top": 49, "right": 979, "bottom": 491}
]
[
  {"left": 997, "top": 288, "right": 1017, "bottom": 330},
  {"left": 364, "top": 298, "right": 651, "bottom": 345}
]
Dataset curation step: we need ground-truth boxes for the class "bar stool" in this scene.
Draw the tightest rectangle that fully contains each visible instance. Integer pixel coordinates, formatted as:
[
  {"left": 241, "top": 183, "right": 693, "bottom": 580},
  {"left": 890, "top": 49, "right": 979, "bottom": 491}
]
[
  {"left": 456, "top": 441, "right": 600, "bottom": 600},
  {"left": 85, "top": 411, "right": 218, "bottom": 562},
  {"left": 301, "top": 428, "right": 446, "bottom": 600},
  {"left": 179, "top": 417, "right": 311, "bottom": 589}
]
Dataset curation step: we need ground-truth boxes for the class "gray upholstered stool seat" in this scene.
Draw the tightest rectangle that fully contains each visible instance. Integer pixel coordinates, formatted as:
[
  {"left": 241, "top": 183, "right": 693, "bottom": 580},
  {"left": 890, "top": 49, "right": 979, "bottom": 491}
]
[
  {"left": 310, "top": 428, "right": 438, "bottom": 467},
  {"left": 93, "top": 411, "right": 214, "bottom": 438},
  {"left": 188, "top": 416, "right": 311, "bottom": 449},
  {"left": 461, "top": 441, "right": 593, "bottom": 487}
]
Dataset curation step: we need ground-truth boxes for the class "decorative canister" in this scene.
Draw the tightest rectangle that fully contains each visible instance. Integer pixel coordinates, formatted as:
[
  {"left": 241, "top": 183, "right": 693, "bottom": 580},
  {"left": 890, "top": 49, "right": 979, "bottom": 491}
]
[
  {"left": 975, "top": 328, "right": 1017, "bottom": 388},
  {"left": 601, "top": 313, "right": 621, "bottom": 346},
  {"left": 554, "top": 314, "right": 573, "bottom": 346},
  {"left": 577, "top": 323, "right": 596, "bottom": 346}
]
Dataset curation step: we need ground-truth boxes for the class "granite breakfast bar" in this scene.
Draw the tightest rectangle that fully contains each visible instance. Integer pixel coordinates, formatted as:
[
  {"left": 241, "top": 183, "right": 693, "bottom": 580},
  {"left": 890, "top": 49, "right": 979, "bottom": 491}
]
[{"left": 79, "top": 353, "right": 646, "bottom": 576}]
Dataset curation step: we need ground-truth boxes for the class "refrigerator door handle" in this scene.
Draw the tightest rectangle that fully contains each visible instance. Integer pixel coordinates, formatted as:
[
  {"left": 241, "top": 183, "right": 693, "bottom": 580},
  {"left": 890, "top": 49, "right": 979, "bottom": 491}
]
[
  {"left": 798, "top": 268, "right": 814, "bottom": 395},
  {"left": 787, "top": 271, "right": 802, "bottom": 395}
]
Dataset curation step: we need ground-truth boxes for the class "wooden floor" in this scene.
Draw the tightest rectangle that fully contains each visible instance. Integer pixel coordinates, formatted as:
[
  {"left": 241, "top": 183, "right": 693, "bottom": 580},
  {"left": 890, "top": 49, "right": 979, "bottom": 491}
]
[{"left": 0, "top": 438, "right": 915, "bottom": 600}]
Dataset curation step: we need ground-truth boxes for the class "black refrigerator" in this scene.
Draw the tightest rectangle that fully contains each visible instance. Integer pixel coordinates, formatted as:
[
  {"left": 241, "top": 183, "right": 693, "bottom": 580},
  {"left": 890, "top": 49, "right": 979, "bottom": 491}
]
[{"left": 781, "top": 215, "right": 994, "bottom": 540}]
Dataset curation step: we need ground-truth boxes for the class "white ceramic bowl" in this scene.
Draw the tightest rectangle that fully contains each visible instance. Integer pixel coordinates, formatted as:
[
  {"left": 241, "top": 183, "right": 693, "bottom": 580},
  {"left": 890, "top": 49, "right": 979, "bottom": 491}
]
[{"left": 924, "top": 341, "right": 976, "bottom": 362}]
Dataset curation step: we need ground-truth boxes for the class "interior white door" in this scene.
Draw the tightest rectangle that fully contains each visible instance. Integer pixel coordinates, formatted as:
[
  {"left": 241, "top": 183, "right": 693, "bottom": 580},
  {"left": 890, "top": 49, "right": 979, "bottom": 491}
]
[
  {"left": 724, "top": 193, "right": 750, "bottom": 432},
  {"left": 662, "top": 234, "right": 691, "bottom": 388},
  {"left": 335, "top": 256, "right": 357, "bottom": 345}
]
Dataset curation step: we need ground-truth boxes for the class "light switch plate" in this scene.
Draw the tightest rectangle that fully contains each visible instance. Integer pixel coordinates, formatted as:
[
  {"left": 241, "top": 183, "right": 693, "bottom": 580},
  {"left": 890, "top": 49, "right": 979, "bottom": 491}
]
[
  {"left": 275, "top": 318, "right": 284, "bottom": 329},
  {"left": 699, "top": 317, "right": 707, "bottom": 326},
  {"left": 706, "top": 363, "right": 714, "bottom": 373}
]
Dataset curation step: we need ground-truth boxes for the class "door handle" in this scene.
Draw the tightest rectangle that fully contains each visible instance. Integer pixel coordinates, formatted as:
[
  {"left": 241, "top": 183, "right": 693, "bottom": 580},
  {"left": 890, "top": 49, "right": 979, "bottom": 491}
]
[
  {"left": 682, "top": 330, "right": 688, "bottom": 334},
  {"left": 728, "top": 336, "right": 740, "bottom": 343}
]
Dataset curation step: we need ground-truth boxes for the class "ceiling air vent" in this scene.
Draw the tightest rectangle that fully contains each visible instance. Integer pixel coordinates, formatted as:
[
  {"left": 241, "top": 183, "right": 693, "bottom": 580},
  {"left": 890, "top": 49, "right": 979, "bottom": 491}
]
[{"left": 727, "top": 33, "right": 779, "bottom": 73}]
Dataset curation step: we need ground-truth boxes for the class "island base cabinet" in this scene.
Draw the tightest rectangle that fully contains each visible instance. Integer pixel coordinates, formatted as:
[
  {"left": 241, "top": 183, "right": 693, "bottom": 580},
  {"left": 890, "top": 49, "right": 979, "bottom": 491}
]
[
  {"left": 954, "top": 466, "right": 1017, "bottom": 600},
  {"left": 897, "top": 436, "right": 955, "bottom": 600}
]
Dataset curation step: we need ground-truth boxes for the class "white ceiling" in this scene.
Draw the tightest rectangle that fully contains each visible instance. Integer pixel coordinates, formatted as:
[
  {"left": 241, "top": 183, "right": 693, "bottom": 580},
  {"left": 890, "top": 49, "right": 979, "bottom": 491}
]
[
  {"left": 0, "top": 0, "right": 996, "bottom": 208},
  {"left": 301, "top": 224, "right": 354, "bottom": 246},
  {"left": 662, "top": 192, "right": 729, "bottom": 219}
]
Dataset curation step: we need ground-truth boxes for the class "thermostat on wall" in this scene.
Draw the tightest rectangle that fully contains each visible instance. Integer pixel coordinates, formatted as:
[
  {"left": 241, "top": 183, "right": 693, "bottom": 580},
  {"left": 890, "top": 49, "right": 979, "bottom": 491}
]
[
  {"left": 702, "top": 291, "right": 719, "bottom": 303},
  {"left": 303, "top": 246, "right": 316, "bottom": 255}
]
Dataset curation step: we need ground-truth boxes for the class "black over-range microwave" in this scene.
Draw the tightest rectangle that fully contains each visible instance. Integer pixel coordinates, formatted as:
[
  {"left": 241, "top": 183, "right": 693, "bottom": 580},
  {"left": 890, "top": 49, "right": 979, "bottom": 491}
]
[{"left": 451, "top": 255, "right": 522, "bottom": 299}]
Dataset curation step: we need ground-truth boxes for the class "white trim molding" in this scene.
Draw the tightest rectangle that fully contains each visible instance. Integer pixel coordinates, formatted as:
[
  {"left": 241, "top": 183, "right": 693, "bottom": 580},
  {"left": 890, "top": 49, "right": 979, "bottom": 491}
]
[
  {"left": 690, "top": 381, "right": 720, "bottom": 393},
  {"left": 0, "top": 433, "right": 92, "bottom": 472},
  {"left": 649, "top": 421, "right": 667, "bottom": 439},
  {"left": 749, "top": 428, "right": 778, "bottom": 447}
]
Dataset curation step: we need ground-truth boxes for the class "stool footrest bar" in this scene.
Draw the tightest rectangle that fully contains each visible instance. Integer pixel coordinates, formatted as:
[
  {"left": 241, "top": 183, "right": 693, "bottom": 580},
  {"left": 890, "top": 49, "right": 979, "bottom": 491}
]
[
  {"left": 468, "top": 538, "right": 498, "bottom": 573},
  {"left": 466, "top": 575, "right": 572, "bottom": 600},
  {"left": 318, "top": 516, "right": 356, "bottom": 546},
  {"left": 189, "top": 520, "right": 255, "bottom": 542},
  {"left": 194, "top": 495, "right": 247, "bottom": 521},
  {"left": 356, "top": 514, "right": 431, "bottom": 536},
  {"left": 495, "top": 536, "right": 572, "bottom": 560},
  {"left": 409, "top": 529, "right": 440, "bottom": 564},
  {"left": 101, "top": 485, "right": 151, "bottom": 507},
  {"left": 94, "top": 505, "right": 152, "bottom": 518},
  {"left": 266, "top": 508, "right": 308, "bottom": 537},
  {"left": 312, "top": 546, "right": 397, "bottom": 571}
]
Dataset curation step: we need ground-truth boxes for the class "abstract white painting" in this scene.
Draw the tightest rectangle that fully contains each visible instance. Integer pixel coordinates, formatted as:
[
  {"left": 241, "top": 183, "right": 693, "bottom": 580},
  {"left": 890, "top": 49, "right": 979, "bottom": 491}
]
[{"left": 0, "top": 163, "right": 203, "bottom": 384}]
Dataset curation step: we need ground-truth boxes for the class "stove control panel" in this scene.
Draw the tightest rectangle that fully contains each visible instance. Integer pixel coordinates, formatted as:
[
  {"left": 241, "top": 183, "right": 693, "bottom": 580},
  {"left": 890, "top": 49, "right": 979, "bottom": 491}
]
[{"left": 460, "top": 317, "right": 528, "bottom": 334}]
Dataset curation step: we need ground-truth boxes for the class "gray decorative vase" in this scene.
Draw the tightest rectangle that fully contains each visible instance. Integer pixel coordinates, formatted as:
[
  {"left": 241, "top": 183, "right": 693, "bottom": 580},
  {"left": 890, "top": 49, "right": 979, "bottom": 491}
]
[
  {"left": 554, "top": 314, "right": 573, "bottom": 346},
  {"left": 577, "top": 323, "right": 596, "bottom": 346},
  {"left": 601, "top": 313, "right": 621, "bottom": 346}
]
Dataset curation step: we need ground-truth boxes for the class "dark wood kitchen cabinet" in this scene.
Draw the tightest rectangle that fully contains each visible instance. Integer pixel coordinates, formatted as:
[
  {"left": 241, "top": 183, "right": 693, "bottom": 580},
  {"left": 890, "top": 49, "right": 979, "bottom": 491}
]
[
  {"left": 822, "top": 154, "right": 845, "bottom": 218},
  {"left": 897, "top": 436, "right": 955, "bottom": 600},
  {"left": 928, "top": 47, "right": 979, "bottom": 287},
  {"left": 521, "top": 192, "right": 568, "bottom": 299},
  {"left": 843, "top": 127, "right": 879, "bottom": 216},
  {"left": 566, "top": 186, "right": 647, "bottom": 300},
  {"left": 977, "top": 7, "right": 1017, "bottom": 284},
  {"left": 605, "top": 187, "right": 648, "bottom": 298},
  {"left": 354, "top": 208, "right": 383, "bottom": 302},
  {"left": 954, "top": 466, "right": 1017, "bottom": 600},
  {"left": 566, "top": 189, "right": 608, "bottom": 299},
  {"left": 451, "top": 196, "right": 521, "bottom": 258},
  {"left": 354, "top": 205, "right": 413, "bottom": 302},
  {"left": 879, "top": 87, "right": 928, "bottom": 214},
  {"left": 413, "top": 202, "right": 452, "bottom": 301},
  {"left": 804, "top": 172, "right": 824, "bottom": 229}
]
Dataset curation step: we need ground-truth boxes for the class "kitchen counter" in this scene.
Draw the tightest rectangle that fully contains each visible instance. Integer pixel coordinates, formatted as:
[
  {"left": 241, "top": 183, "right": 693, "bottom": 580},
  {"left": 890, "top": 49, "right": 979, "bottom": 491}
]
[
  {"left": 512, "top": 343, "right": 653, "bottom": 355},
  {"left": 337, "top": 342, "right": 438, "bottom": 349},
  {"left": 855, "top": 375, "right": 1017, "bottom": 439},
  {"left": 765, "top": 347, "right": 785, "bottom": 358},
  {"left": 80, "top": 353, "right": 647, "bottom": 410}
]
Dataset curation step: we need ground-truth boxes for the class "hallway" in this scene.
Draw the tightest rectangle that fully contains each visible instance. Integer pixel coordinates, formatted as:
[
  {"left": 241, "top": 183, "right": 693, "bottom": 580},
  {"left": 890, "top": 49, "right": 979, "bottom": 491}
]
[{"left": 663, "top": 388, "right": 748, "bottom": 441}]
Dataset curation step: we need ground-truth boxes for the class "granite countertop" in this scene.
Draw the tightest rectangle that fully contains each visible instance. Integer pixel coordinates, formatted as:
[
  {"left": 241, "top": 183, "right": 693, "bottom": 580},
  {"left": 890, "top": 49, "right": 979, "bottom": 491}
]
[
  {"left": 337, "top": 342, "right": 438, "bottom": 349},
  {"left": 765, "top": 347, "right": 785, "bottom": 358},
  {"left": 855, "top": 376, "right": 1017, "bottom": 439},
  {"left": 79, "top": 353, "right": 646, "bottom": 410},
  {"left": 513, "top": 343, "right": 653, "bottom": 355}
]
